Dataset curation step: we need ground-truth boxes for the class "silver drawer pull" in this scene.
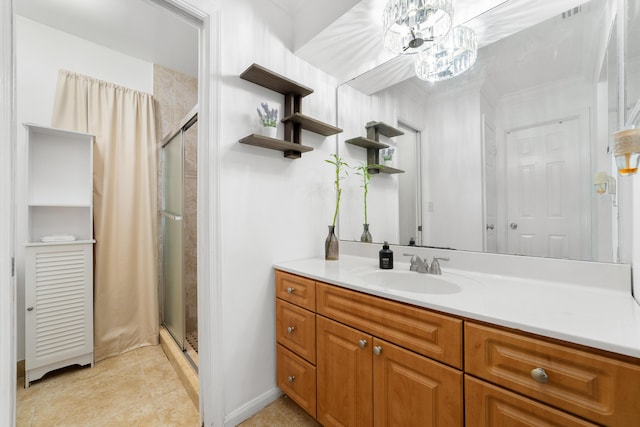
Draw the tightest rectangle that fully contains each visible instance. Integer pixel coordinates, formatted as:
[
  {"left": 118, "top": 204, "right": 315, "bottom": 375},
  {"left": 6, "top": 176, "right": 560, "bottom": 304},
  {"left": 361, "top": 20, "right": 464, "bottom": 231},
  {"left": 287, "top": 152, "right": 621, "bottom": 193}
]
[
  {"left": 530, "top": 367, "right": 549, "bottom": 383},
  {"left": 358, "top": 339, "right": 368, "bottom": 349},
  {"left": 287, "top": 326, "right": 295, "bottom": 334},
  {"left": 287, "top": 375, "right": 295, "bottom": 383},
  {"left": 373, "top": 346, "right": 382, "bottom": 356},
  {"left": 286, "top": 287, "right": 295, "bottom": 294}
]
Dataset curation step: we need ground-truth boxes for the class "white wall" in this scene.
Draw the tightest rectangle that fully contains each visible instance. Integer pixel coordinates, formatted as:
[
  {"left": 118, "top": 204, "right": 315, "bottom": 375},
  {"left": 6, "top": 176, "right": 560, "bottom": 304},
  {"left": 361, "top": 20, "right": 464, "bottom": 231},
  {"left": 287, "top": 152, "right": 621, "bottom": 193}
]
[
  {"left": 15, "top": 16, "right": 153, "bottom": 361},
  {"left": 423, "top": 90, "right": 485, "bottom": 252},
  {"left": 217, "top": 0, "right": 339, "bottom": 421}
]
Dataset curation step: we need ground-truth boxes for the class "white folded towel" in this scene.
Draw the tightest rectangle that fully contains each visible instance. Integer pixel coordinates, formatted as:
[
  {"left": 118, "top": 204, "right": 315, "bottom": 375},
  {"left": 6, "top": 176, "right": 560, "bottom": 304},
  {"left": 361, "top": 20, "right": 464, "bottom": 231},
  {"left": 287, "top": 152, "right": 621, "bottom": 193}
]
[{"left": 40, "top": 234, "right": 77, "bottom": 242}]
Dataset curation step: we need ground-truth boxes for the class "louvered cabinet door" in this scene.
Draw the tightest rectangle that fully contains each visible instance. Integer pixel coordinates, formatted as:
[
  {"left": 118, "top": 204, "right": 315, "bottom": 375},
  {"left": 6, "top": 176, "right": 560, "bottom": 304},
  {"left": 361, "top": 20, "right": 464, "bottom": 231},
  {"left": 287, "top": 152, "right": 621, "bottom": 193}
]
[{"left": 25, "top": 243, "right": 94, "bottom": 386}]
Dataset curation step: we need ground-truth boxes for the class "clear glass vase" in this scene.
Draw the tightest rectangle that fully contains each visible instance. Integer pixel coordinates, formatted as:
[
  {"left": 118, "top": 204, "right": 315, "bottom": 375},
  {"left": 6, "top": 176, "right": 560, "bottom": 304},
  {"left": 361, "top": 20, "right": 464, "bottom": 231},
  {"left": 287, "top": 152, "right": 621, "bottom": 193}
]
[
  {"left": 325, "top": 225, "right": 339, "bottom": 260},
  {"left": 360, "top": 224, "right": 372, "bottom": 243}
]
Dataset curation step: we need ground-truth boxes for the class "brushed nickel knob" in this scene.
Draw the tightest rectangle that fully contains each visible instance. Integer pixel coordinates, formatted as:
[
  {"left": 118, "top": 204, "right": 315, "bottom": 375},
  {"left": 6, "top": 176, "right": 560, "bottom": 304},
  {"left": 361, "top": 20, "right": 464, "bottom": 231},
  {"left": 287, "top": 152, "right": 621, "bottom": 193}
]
[
  {"left": 287, "top": 375, "right": 295, "bottom": 383},
  {"left": 510, "top": 223, "right": 518, "bottom": 230},
  {"left": 27, "top": 307, "right": 33, "bottom": 311},
  {"left": 358, "top": 339, "right": 368, "bottom": 349},
  {"left": 287, "top": 326, "right": 295, "bottom": 334},
  {"left": 373, "top": 346, "right": 382, "bottom": 356},
  {"left": 530, "top": 367, "right": 549, "bottom": 383},
  {"left": 286, "top": 287, "right": 295, "bottom": 294}
]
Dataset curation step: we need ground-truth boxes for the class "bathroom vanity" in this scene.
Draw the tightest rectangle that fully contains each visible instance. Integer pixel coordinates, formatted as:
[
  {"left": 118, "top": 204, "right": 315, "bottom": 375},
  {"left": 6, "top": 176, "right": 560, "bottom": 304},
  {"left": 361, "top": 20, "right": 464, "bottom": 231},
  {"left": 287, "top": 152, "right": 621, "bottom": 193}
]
[{"left": 274, "top": 254, "right": 640, "bottom": 426}]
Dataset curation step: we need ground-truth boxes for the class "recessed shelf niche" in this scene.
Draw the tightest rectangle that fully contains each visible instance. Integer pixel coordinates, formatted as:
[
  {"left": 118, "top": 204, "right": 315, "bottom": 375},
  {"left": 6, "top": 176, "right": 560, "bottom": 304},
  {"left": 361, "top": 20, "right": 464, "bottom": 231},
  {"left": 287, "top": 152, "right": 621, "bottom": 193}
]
[
  {"left": 239, "top": 63, "right": 342, "bottom": 159},
  {"left": 345, "top": 121, "right": 405, "bottom": 174}
]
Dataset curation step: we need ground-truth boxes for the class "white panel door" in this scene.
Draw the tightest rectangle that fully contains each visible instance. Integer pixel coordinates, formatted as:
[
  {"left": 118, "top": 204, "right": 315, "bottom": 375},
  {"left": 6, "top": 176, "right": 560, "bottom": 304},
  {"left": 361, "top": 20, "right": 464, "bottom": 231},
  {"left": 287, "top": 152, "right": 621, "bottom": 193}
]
[{"left": 506, "top": 119, "right": 582, "bottom": 259}]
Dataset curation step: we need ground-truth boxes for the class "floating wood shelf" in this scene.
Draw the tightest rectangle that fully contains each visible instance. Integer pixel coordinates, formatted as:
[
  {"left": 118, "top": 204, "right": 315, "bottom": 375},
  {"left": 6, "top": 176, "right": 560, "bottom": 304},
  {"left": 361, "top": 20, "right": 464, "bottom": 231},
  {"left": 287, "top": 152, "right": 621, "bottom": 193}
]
[
  {"left": 239, "top": 63, "right": 342, "bottom": 159},
  {"left": 345, "top": 136, "right": 389, "bottom": 150},
  {"left": 240, "top": 63, "right": 313, "bottom": 97},
  {"left": 345, "top": 121, "right": 405, "bottom": 174},
  {"left": 366, "top": 121, "right": 404, "bottom": 138},
  {"left": 239, "top": 134, "right": 313, "bottom": 159},
  {"left": 368, "top": 164, "right": 404, "bottom": 174},
  {"left": 282, "top": 113, "right": 342, "bottom": 136}
]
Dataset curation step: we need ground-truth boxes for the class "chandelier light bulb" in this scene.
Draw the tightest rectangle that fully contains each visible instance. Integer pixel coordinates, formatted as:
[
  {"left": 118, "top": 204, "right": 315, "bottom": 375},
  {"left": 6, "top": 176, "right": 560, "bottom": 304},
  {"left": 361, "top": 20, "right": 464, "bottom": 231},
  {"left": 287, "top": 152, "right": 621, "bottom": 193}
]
[{"left": 383, "top": 0, "right": 453, "bottom": 55}]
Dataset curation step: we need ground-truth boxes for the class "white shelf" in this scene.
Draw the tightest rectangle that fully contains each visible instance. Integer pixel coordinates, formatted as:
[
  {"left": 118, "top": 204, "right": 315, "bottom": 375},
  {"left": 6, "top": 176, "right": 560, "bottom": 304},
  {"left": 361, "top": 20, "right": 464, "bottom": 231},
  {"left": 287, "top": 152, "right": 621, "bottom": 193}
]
[
  {"left": 28, "top": 205, "right": 92, "bottom": 243},
  {"left": 26, "top": 239, "right": 96, "bottom": 247},
  {"left": 26, "top": 124, "right": 93, "bottom": 207},
  {"left": 28, "top": 202, "right": 92, "bottom": 208},
  {"left": 23, "top": 124, "right": 95, "bottom": 386},
  {"left": 25, "top": 124, "right": 94, "bottom": 243}
]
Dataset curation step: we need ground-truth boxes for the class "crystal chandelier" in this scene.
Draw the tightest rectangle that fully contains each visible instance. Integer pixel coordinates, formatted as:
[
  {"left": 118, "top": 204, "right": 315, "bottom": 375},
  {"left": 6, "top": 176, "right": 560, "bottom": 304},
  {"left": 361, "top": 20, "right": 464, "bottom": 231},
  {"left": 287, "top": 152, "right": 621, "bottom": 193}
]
[
  {"left": 383, "top": 0, "right": 478, "bottom": 81},
  {"left": 383, "top": 0, "right": 453, "bottom": 55},
  {"left": 415, "top": 25, "right": 478, "bottom": 82}
]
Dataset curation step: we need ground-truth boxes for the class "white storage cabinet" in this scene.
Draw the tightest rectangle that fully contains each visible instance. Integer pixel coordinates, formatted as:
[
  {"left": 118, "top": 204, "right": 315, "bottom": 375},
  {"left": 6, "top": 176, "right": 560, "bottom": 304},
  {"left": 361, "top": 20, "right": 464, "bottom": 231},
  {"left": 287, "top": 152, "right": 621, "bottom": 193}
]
[{"left": 24, "top": 124, "right": 95, "bottom": 387}]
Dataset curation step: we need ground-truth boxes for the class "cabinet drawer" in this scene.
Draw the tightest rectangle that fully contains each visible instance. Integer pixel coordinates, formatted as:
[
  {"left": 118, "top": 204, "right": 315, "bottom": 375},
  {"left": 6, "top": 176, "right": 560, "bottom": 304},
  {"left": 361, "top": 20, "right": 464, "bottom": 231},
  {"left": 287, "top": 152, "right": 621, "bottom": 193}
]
[
  {"left": 465, "top": 322, "right": 640, "bottom": 426},
  {"left": 276, "top": 299, "right": 316, "bottom": 364},
  {"left": 275, "top": 270, "right": 316, "bottom": 311},
  {"left": 465, "top": 375, "right": 597, "bottom": 427},
  {"left": 317, "top": 282, "right": 462, "bottom": 368},
  {"left": 277, "top": 344, "right": 317, "bottom": 419}
]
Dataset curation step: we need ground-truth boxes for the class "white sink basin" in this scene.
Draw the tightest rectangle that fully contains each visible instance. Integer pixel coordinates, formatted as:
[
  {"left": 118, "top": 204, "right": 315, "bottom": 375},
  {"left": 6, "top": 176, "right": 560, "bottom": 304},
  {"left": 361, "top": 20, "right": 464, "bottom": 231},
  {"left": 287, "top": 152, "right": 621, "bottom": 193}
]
[{"left": 358, "top": 269, "right": 467, "bottom": 295}]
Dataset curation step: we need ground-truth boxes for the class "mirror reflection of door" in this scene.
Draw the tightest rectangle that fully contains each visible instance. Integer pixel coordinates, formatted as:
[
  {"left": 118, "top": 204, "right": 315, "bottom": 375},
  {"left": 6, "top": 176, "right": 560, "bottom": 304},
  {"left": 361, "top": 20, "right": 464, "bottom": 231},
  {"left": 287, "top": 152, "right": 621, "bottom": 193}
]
[
  {"left": 483, "top": 117, "right": 498, "bottom": 253},
  {"left": 396, "top": 123, "right": 422, "bottom": 246},
  {"left": 505, "top": 118, "right": 585, "bottom": 259}
]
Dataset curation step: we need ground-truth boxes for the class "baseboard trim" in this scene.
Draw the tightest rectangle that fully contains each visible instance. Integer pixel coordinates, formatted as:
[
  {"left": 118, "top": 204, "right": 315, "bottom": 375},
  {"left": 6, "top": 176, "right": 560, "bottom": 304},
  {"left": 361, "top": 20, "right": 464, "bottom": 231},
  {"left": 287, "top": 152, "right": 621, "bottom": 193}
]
[{"left": 223, "top": 387, "right": 282, "bottom": 427}]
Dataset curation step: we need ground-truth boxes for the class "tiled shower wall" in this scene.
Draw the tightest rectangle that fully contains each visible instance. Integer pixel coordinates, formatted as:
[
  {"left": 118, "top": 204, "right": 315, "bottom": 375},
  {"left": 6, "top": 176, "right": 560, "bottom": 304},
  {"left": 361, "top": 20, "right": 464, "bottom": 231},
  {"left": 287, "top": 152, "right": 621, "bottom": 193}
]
[{"left": 153, "top": 64, "right": 198, "bottom": 338}]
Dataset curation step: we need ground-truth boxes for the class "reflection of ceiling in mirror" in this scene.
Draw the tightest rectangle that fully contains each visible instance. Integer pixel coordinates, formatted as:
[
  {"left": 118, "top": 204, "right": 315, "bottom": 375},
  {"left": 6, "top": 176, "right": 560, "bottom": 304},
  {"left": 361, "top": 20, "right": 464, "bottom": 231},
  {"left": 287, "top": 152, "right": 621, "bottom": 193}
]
[
  {"left": 401, "top": 0, "right": 604, "bottom": 99},
  {"left": 296, "top": 0, "right": 595, "bottom": 92}
]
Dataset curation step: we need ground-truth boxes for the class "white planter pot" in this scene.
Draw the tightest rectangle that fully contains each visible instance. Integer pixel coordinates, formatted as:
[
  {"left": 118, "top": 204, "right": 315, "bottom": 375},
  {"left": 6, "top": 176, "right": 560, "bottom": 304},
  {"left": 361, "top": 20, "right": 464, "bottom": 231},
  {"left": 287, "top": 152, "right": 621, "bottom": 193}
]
[{"left": 261, "top": 126, "right": 277, "bottom": 139}]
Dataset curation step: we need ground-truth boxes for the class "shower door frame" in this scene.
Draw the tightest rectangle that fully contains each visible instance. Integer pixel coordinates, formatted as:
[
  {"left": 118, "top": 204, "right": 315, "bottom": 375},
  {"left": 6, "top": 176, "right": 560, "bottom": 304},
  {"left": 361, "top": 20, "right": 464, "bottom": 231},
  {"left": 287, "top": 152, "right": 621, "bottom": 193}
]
[{"left": 161, "top": 110, "right": 197, "bottom": 352}]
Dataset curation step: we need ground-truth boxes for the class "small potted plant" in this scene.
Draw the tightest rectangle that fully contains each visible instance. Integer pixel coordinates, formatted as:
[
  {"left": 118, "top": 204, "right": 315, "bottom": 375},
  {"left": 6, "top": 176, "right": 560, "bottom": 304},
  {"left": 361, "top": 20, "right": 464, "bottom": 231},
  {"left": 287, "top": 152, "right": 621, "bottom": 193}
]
[
  {"left": 325, "top": 153, "right": 349, "bottom": 260},
  {"left": 355, "top": 163, "right": 373, "bottom": 242},
  {"left": 256, "top": 102, "right": 278, "bottom": 138}
]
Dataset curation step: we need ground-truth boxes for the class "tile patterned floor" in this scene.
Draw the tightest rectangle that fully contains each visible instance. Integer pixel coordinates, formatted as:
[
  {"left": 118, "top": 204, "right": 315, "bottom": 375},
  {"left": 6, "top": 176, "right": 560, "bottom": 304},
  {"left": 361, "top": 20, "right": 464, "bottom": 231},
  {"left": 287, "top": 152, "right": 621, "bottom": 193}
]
[
  {"left": 17, "top": 345, "right": 200, "bottom": 427},
  {"left": 238, "top": 396, "right": 320, "bottom": 427}
]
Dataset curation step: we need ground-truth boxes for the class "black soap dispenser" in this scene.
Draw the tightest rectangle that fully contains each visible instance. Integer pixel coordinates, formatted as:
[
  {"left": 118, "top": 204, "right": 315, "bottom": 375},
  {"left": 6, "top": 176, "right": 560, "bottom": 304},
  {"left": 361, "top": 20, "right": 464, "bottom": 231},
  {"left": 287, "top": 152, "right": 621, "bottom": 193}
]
[{"left": 379, "top": 241, "right": 393, "bottom": 269}]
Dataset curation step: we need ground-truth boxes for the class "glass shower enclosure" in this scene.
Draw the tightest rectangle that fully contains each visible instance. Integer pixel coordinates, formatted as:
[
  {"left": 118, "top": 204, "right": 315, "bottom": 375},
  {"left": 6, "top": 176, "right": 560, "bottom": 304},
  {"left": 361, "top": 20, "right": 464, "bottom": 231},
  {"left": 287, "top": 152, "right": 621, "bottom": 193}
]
[{"left": 161, "top": 109, "right": 198, "bottom": 365}]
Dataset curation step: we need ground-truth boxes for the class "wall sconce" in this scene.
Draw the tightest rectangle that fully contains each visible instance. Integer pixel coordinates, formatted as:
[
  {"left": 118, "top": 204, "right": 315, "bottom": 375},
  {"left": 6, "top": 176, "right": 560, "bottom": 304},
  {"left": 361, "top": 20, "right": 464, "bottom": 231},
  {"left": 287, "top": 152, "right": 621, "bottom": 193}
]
[
  {"left": 593, "top": 172, "right": 616, "bottom": 195},
  {"left": 613, "top": 128, "right": 640, "bottom": 175}
]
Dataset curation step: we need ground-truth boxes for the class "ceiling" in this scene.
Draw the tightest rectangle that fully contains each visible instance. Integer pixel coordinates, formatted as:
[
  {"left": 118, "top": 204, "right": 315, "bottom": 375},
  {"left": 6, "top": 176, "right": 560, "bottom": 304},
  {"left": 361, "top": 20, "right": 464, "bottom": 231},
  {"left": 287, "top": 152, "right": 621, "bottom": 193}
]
[{"left": 16, "top": 0, "right": 199, "bottom": 77}]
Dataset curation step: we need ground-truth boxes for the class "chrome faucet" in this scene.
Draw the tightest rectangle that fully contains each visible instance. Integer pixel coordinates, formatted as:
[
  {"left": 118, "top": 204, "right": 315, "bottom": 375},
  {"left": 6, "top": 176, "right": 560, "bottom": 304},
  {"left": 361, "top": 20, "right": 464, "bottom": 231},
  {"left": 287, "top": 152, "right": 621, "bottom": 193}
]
[
  {"left": 403, "top": 253, "right": 429, "bottom": 273},
  {"left": 429, "top": 257, "right": 450, "bottom": 275}
]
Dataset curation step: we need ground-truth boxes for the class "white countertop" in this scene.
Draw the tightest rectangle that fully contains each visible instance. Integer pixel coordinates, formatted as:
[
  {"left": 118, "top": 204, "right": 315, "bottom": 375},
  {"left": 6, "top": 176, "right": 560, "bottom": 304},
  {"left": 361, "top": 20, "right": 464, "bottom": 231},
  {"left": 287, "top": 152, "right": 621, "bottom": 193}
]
[{"left": 274, "top": 255, "right": 640, "bottom": 359}]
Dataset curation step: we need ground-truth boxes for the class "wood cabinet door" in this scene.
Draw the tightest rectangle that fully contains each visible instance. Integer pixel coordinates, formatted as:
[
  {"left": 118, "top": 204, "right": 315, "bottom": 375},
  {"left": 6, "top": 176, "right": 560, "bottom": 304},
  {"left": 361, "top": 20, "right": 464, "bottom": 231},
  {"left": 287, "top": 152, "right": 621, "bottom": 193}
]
[
  {"left": 317, "top": 315, "right": 373, "bottom": 427},
  {"left": 465, "top": 375, "right": 598, "bottom": 427},
  {"left": 373, "top": 337, "right": 463, "bottom": 427}
]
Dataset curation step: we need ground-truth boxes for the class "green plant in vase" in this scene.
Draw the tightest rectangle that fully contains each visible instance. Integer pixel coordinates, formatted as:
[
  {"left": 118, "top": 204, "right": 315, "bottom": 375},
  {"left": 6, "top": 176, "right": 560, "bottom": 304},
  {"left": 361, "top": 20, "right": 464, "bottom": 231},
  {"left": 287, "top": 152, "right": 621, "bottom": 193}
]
[
  {"left": 256, "top": 102, "right": 278, "bottom": 138},
  {"left": 355, "top": 163, "right": 373, "bottom": 242},
  {"left": 324, "top": 154, "right": 349, "bottom": 260}
]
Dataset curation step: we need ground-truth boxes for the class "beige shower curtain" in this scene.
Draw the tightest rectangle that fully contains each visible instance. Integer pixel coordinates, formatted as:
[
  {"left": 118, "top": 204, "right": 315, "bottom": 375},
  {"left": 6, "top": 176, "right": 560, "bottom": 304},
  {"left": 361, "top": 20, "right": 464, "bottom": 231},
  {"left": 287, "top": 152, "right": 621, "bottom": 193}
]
[{"left": 52, "top": 70, "right": 159, "bottom": 361}]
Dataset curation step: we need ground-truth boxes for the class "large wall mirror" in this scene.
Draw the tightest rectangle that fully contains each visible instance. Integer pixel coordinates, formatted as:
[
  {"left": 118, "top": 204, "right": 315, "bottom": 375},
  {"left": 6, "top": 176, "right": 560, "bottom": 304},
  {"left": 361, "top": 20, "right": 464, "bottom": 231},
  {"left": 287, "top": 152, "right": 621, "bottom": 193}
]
[{"left": 336, "top": 0, "right": 633, "bottom": 263}]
